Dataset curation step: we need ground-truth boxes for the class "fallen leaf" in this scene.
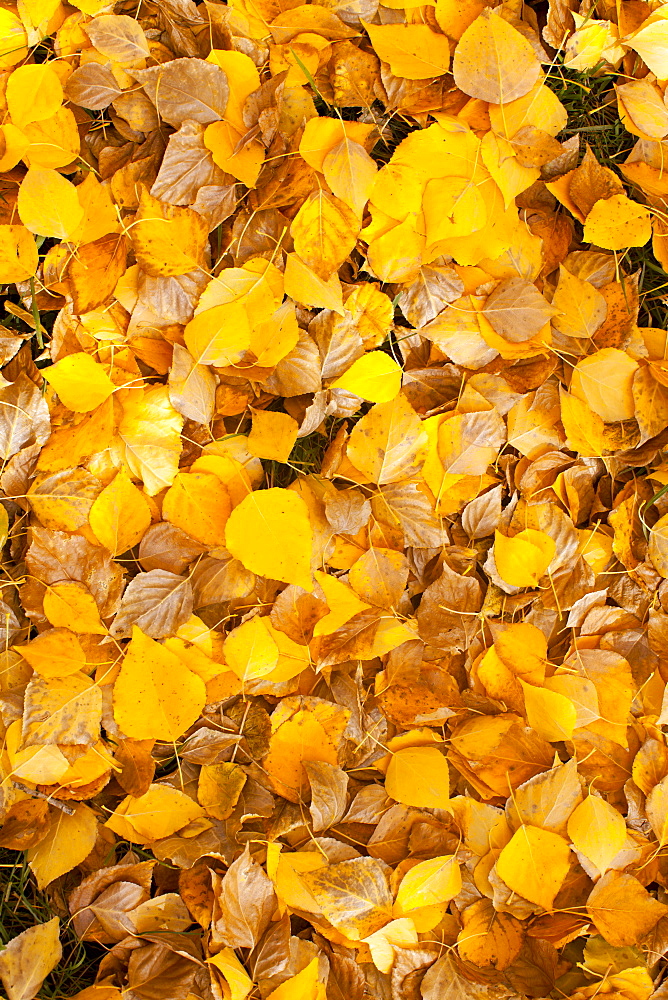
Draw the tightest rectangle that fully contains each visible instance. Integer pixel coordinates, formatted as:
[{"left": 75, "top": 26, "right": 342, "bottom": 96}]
[
  {"left": 225, "top": 488, "right": 313, "bottom": 590},
  {"left": 0, "top": 917, "right": 62, "bottom": 1000},
  {"left": 496, "top": 825, "right": 571, "bottom": 910},
  {"left": 113, "top": 627, "right": 206, "bottom": 740}
]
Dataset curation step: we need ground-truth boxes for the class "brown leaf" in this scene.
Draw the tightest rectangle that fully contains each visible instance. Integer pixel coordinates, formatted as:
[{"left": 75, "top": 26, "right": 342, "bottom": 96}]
[
  {"left": 110, "top": 569, "right": 193, "bottom": 640},
  {"left": 457, "top": 898, "right": 524, "bottom": 970},
  {"left": 126, "top": 941, "right": 199, "bottom": 1000},
  {"left": 210, "top": 845, "right": 277, "bottom": 949},
  {"left": 398, "top": 265, "right": 464, "bottom": 327},
  {"left": 69, "top": 859, "right": 155, "bottom": 942},
  {"left": 84, "top": 14, "right": 149, "bottom": 63},
  {"left": 132, "top": 58, "right": 229, "bottom": 127},
  {"left": 417, "top": 561, "right": 482, "bottom": 652},
  {"left": 138, "top": 522, "right": 206, "bottom": 575},
  {"left": 461, "top": 484, "right": 503, "bottom": 540},
  {"left": 0, "top": 374, "right": 50, "bottom": 460},
  {"left": 305, "top": 760, "right": 349, "bottom": 832},
  {"left": 22, "top": 673, "right": 102, "bottom": 747},
  {"left": 0, "top": 800, "right": 51, "bottom": 851},
  {"left": 26, "top": 527, "right": 124, "bottom": 620},
  {"left": 482, "top": 278, "right": 557, "bottom": 344},
  {"left": 270, "top": 584, "right": 328, "bottom": 644},
  {"left": 27, "top": 468, "right": 102, "bottom": 531},
  {"left": 151, "top": 121, "right": 228, "bottom": 207},
  {"left": 65, "top": 63, "right": 122, "bottom": 110},
  {"left": 374, "top": 482, "right": 446, "bottom": 548},
  {"left": 115, "top": 740, "right": 156, "bottom": 797}
]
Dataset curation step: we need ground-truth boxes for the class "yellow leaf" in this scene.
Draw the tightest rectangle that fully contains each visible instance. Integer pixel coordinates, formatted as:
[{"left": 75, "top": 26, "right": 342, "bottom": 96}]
[
  {"left": 204, "top": 120, "right": 264, "bottom": 188},
  {"left": 23, "top": 106, "right": 80, "bottom": 170},
  {"left": 423, "top": 177, "right": 487, "bottom": 244},
  {"left": 105, "top": 783, "right": 205, "bottom": 843},
  {"left": 298, "top": 856, "right": 392, "bottom": 939},
  {"left": 6, "top": 730, "right": 70, "bottom": 785},
  {"left": 206, "top": 50, "right": 260, "bottom": 132},
  {"left": 291, "top": 190, "right": 360, "bottom": 280},
  {"left": 89, "top": 469, "right": 152, "bottom": 556},
  {"left": 0, "top": 123, "right": 29, "bottom": 172},
  {"left": 332, "top": 351, "right": 402, "bottom": 403},
  {"left": 494, "top": 622, "right": 547, "bottom": 684},
  {"left": 453, "top": 9, "right": 541, "bottom": 103},
  {"left": 69, "top": 0, "right": 110, "bottom": 12},
  {"left": 284, "top": 252, "right": 344, "bottom": 313},
  {"left": 264, "top": 699, "right": 348, "bottom": 803},
  {"left": 299, "top": 118, "right": 376, "bottom": 173},
  {"left": 646, "top": 774, "right": 668, "bottom": 846},
  {"left": 583, "top": 194, "right": 652, "bottom": 251},
  {"left": 119, "top": 386, "right": 183, "bottom": 496},
  {"left": 567, "top": 795, "right": 627, "bottom": 875},
  {"left": 250, "top": 301, "right": 301, "bottom": 368},
  {"left": 223, "top": 616, "right": 279, "bottom": 681},
  {"left": 43, "top": 581, "right": 107, "bottom": 634},
  {"left": 27, "top": 803, "right": 98, "bottom": 889},
  {"left": 0, "top": 9, "right": 28, "bottom": 68},
  {"left": 363, "top": 917, "right": 418, "bottom": 973},
  {"left": 519, "top": 679, "right": 577, "bottom": 742},
  {"left": 18, "top": 167, "right": 84, "bottom": 239},
  {"left": 313, "top": 570, "right": 372, "bottom": 636},
  {"left": 198, "top": 763, "right": 247, "bottom": 821},
  {"left": 0, "top": 917, "right": 62, "bottom": 1000},
  {"left": 184, "top": 301, "right": 252, "bottom": 367},
  {"left": 322, "top": 138, "right": 378, "bottom": 216},
  {"left": 494, "top": 528, "right": 556, "bottom": 587},
  {"left": 570, "top": 348, "right": 638, "bottom": 423},
  {"left": 267, "top": 844, "right": 325, "bottom": 914},
  {"left": 587, "top": 872, "right": 668, "bottom": 947},
  {"left": 385, "top": 746, "right": 450, "bottom": 809},
  {"left": 163, "top": 471, "right": 231, "bottom": 548},
  {"left": 347, "top": 394, "right": 427, "bottom": 485},
  {"left": 559, "top": 387, "right": 607, "bottom": 456},
  {"left": 496, "top": 825, "right": 570, "bottom": 910},
  {"left": 16, "top": 628, "right": 86, "bottom": 678},
  {"left": 0, "top": 224, "right": 38, "bottom": 282},
  {"left": 225, "top": 488, "right": 313, "bottom": 590},
  {"left": 42, "top": 352, "right": 115, "bottom": 413},
  {"left": 130, "top": 188, "right": 208, "bottom": 277},
  {"left": 248, "top": 409, "right": 299, "bottom": 463},
  {"left": 362, "top": 22, "right": 451, "bottom": 79},
  {"left": 551, "top": 265, "right": 608, "bottom": 340},
  {"left": 112, "top": 626, "right": 206, "bottom": 740},
  {"left": 70, "top": 172, "right": 121, "bottom": 245},
  {"left": 208, "top": 948, "right": 254, "bottom": 1000},
  {"left": 626, "top": 15, "right": 668, "bottom": 79},
  {"left": 266, "top": 958, "right": 325, "bottom": 1000},
  {"left": 393, "top": 855, "right": 461, "bottom": 916},
  {"left": 7, "top": 63, "right": 62, "bottom": 127},
  {"left": 434, "top": 0, "right": 485, "bottom": 39}
]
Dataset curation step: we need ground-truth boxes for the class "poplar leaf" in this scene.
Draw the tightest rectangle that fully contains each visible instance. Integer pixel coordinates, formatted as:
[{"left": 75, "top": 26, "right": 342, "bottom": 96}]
[
  {"left": 225, "top": 488, "right": 313, "bottom": 590},
  {"left": 496, "top": 826, "right": 570, "bottom": 910},
  {"left": 568, "top": 795, "right": 627, "bottom": 875}
]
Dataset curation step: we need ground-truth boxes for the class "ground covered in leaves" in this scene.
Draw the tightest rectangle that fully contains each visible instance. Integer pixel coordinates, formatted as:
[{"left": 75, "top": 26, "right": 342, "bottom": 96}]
[{"left": 3, "top": 0, "right": 668, "bottom": 998}]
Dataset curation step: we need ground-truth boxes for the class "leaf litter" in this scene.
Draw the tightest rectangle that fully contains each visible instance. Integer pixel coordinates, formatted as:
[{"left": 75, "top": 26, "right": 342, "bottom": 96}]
[{"left": 1, "top": 0, "right": 668, "bottom": 998}]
